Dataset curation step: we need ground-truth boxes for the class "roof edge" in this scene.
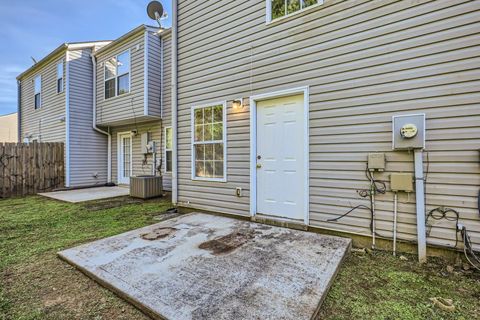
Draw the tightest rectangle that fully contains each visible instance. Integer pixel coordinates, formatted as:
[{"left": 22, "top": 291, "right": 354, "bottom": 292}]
[{"left": 16, "top": 41, "right": 112, "bottom": 80}]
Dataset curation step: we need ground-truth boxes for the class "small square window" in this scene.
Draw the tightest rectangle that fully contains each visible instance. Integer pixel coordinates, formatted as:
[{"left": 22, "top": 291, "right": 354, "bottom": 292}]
[
  {"left": 165, "top": 127, "right": 173, "bottom": 173},
  {"left": 34, "top": 75, "right": 41, "bottom": 109},
  {"left": 56, "top": 62, "right": 63, "bottom": 93},
  {"left": 267, "top": 0, "right": 321, "bottom": 23}
]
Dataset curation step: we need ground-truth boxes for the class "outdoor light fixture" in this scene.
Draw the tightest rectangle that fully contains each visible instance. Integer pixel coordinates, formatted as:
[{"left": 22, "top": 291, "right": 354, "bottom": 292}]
[{"left": 232, "top": 98, "right": 243, "bottom": 110}]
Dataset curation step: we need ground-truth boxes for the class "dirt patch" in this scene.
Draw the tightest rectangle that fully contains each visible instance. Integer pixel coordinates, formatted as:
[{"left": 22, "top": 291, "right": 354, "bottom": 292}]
[
  {"left": 199, "top": 230, "right": 255, "bottom": 255},
  {"left": 82, "top": 196, "right": 144, "bottom": 211},
  {"left": 141, "top": 227, "right": 177, "bottom": 240}
]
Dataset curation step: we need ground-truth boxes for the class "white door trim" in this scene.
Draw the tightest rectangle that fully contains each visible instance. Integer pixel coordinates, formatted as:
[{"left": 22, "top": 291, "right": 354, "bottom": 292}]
[
  {"left": 117, "top": 131, "right": 133, "bottom": 184},
  {"left": 249, "top": 86, "right": 310, "bottom": 225}
]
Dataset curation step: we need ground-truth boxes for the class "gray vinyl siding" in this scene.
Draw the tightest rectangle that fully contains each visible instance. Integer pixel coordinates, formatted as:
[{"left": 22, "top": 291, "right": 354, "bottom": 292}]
[
  {"left": 68, "top": 48, "right": 108, "bottom": 187},
  {"left": 19, "top": 50, "right": 66, "bottom": 142},
  {"left": 147, "top": 30, "right": 163, "bottom": 118},
  {"left": 161, "top": 32, "right": 172, "bottom": 191},
  {"left": 111, "top": 121, "right": 162, "bottom": 184},
  {"left": 95, "top": 30, "right": 148, "bottom": 126},
  {"left": 176, "top": 0, "right": 480, "bottom": 250}
]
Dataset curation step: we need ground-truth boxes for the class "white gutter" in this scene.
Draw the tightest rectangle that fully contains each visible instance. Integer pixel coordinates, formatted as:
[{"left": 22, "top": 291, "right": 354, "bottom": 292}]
[
  {"left": 90, "top": 50, "right": 112, "bottom": 184},
  {"left": 65, "top": 51, "right": 71, "bottom": 187},
  {"left": 172, "top": 0, "right": 178, "bottom": 204}
]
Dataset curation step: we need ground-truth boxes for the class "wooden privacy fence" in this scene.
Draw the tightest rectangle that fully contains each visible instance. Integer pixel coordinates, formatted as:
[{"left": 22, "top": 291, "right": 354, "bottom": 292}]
[{"left": 0, "top": 142, "right": 64, "bottom": 198}]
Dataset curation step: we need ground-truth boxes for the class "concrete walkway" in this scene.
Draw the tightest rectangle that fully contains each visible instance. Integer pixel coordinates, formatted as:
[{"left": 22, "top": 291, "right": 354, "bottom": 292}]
[
  {"left": 59, "top": 213, "right": 351, "bottom": 320},
  {"left": 39, "top": 186, "right": 129, "bottom": 203}
]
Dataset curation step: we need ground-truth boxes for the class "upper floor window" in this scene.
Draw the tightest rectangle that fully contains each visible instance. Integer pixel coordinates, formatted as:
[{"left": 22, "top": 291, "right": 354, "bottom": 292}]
[
  {"left": 104, "top": 50, "right": 131, "bottom": 99},
  {"left": 165, "top": 127, "right": 173, "bottom": 173},
  {"left": 57, "top": 62, "right": 63, "bottom": 93},
  {"left": 191, "top": 103, "right": 226, "bottom": 181},
  {"left": 266, "top": 0, "right": 321, "bottom": 23},
  {"left": 34, "top": 75, "right": 41, "bottom": 109}
]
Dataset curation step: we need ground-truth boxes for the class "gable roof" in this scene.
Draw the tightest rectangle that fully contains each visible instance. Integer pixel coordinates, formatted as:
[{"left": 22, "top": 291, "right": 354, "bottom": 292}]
[
  {"left": 93, "top": 24, "right": 170, "bottom": 57},
  {"left": 16, "top": 41, "right": 112, "bottom": 80}
]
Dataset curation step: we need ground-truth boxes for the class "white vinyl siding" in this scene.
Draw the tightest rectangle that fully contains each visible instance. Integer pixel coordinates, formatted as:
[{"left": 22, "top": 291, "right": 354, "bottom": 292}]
[
  {"left": 95, "top": 28, "right": 155, "bottom": 126},
  {"left": 20, "top": 49, "right": 65, "bottom": 143},
  {"left": 68, "top": 48, "right": 108, "bottom": 187},
  {"left": 111, "top": 121, "right": 162, "bottom": 183},
  {"left": 191, "top": 103, "right": 227, "bottom": 182},
  {"left": 177, "top": 0, "right": 480, "bottom": 251}
]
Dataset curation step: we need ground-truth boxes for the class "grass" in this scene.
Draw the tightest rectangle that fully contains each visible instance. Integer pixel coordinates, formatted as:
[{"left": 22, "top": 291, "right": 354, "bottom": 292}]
[
  {"left": 1, "top": 196, "right": 479, "bottom": 320},
  {"left": 1, "top": 195, "right": 171, "bottom": 320}
]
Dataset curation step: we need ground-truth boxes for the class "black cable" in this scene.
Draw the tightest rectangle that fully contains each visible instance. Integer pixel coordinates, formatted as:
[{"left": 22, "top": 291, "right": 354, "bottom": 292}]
[
  {"left": 461, "top": 227, "right": 480, "bottom": 271},
  {"left": 326, "top": 205, "right": 371, "bottom": 222},
  {"left": 426, "top": 207, "right": 460, "bottom": 248}
]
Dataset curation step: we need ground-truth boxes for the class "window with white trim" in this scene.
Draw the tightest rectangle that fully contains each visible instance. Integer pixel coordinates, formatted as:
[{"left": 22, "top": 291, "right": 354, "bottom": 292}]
[
  {"left": 57, "top": 61, "right": 63, "bottom": 93},
  {"left": 34, "top": 75, "right": 41, "bottom": 109},
  {"left": 104, "top": 50, "right": 130, "bottom": 99},
  {"left": 267, "top": 0, "right": 320, "bottom": 22},
  {"left": 165, "top": 126, "right": 173, "bottom": 173},
  {"left": 192, "top": 103, "right": 226, "bottom": 180}
]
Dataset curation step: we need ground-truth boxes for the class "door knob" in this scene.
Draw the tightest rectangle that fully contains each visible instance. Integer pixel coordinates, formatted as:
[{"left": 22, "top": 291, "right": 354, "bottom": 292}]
[{"left": 256, "top": 163, "right": 262, "bottom": 169}]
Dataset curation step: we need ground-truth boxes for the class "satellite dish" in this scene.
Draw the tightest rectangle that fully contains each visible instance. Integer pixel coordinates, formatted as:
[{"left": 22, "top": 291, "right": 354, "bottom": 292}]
[{"left": 147, "top": 1, "right": 164, "bottom": 27}]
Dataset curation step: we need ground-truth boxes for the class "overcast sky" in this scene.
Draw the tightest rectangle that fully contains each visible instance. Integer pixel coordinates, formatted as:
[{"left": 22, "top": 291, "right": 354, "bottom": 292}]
[{"left": 0, "top": 0, "right": 172, "bottom": 116}]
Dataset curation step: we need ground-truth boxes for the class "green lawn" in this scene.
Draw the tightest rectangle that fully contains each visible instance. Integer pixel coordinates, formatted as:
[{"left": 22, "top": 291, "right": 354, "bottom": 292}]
[{"left": 1, "top": 196, "right": 479, "bottom": 320}]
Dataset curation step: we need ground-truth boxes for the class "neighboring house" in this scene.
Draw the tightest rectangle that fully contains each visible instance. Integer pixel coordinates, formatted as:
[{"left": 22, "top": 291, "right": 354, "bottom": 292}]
[
  {"left": 93, "top": 25, "right": 172, "bottom": 190},
  {"left": 17, "top": 25, "right": 172, "bottom": 190},
  {"left": 17, "top": 40, "right": 112, "bottom": 188},
  {"left": 0, "top": 113, "right": 18, "bottom": 142},
  {"left": 170, "top": 0, "right": 480, "bottom": 252}
]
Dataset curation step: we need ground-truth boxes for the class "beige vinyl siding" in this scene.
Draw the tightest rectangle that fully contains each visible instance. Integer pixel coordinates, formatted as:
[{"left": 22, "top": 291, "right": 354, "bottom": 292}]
[
  {"left": 147, "top": 30, "right": 163, "bottom": 118},
  {"left": 95, "top": 30, "right": 147, "bottom": 126},
  {"left": 111, "top": 121, "right": 162, "bottom": 184},
  {"left": 19, "top": 50, "right": 66, "bottom": 143},
  {"left": 176, "top": 0, "right": 480, "bottom": 250},
  {"left": 68, "top": 48, "right": 108, "bottom": 187},
  {"left": 0, "top": 113, "right": 18, "bottom": 142}
]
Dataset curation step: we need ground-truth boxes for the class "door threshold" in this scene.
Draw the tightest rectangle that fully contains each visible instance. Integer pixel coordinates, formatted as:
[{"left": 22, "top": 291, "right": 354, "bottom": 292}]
[{"left": 252, "top": 214, "right": 307, "bottom": 231}]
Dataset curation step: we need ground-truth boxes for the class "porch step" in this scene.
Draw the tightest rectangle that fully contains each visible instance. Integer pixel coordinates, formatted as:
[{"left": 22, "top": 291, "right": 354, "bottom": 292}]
[{"left": 252, "top": 214, "right": 308, "bottom": 231}]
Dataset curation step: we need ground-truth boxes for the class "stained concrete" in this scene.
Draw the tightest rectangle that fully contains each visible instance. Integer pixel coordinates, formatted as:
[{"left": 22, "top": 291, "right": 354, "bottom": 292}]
[
  {"left": 39, "top": 186, "right": 130, "bottom": 203},
  {"left": 58, "top": 213, "right": 351, "bottom": 320}
]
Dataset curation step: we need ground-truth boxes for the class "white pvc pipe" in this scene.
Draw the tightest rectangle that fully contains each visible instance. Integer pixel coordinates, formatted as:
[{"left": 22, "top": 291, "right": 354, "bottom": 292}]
[
  {"left": 393, "top": 192, "right": 398, "bottom": 256},
  {"left": 171, "top": 0, "right": 178, "bottom": 205},
  {"left": 90, "top": 52, "right": 112, "bottom": 184},
  {"left": 414, "top": 149, "right": 427, "bottom": 263},
  {"left": 371, "top": 172, "right": 376, "bottom": 250}
]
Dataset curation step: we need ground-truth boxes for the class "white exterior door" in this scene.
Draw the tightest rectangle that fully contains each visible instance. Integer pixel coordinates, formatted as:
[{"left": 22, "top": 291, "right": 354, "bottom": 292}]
[
  {"left": 256, "top": 94, "right": 306, "bottom": 220},
  {"left": 118, "top": 133, "right": 132, "bottom": 184}
]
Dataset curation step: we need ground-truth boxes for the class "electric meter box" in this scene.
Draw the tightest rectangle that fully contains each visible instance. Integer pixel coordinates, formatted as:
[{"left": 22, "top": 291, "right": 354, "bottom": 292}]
[{"left": 392, "top": 114, "right": 425, "bottom": 150}]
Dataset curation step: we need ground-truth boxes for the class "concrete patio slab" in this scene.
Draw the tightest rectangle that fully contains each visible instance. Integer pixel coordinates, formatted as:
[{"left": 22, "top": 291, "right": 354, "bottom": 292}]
[
  {"left": 58, "top": 213, "right": 351, "bottom": 320},
  {"left": 39, "top": 186, "right": 129, "bottom": 203}
]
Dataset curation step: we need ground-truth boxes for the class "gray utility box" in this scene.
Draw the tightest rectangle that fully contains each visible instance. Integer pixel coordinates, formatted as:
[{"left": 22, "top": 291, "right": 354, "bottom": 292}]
[
  {"left": 130, "top": 176, "right": 163, "bottom": 199},
  {"left": 392, "top": 114, "right": 426, "bottom": 150}
]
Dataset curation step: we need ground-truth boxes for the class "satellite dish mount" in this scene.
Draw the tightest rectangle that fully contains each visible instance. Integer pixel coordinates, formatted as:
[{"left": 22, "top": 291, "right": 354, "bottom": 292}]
[{"left": 147, "top": 1, "right": 166, "bottom": 28}]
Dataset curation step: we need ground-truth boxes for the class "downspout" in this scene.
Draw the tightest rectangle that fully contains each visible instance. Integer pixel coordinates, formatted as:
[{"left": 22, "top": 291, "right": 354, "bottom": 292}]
[
  {"left": 172, "top": 0, "right": 178, "bottom": 205},
  {"left": 91, "top": 51, "right": 112, "bottom": 184},
  {"left": 17, "top": 80, "right": 21, "bottom": 142}
]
